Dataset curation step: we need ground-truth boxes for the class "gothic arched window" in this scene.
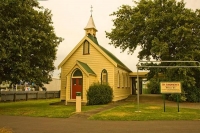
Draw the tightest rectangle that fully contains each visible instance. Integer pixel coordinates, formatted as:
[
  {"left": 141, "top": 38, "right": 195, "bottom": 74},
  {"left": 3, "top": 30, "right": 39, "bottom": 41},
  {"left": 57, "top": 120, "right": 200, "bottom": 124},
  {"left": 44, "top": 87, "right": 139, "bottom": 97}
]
[
  {"left": 73, "top": 69, "right": 82, "bottom": 77},
  {"left": 83, "top": 40, "right": 90, "bottom": 54},
  {"left": 117, "top": 71, "right": 120, "bottom": 88},
  {"left": 101, "top": 69, "right": 108, "bottom": 84}
]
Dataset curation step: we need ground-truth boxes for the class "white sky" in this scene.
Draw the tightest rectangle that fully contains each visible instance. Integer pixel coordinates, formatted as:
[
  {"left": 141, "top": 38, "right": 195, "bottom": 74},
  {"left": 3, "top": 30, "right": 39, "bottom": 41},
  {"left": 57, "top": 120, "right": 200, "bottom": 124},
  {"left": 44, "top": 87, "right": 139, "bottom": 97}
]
[{"left": 38, "top": 0, "right": 200, "bottom": 78}]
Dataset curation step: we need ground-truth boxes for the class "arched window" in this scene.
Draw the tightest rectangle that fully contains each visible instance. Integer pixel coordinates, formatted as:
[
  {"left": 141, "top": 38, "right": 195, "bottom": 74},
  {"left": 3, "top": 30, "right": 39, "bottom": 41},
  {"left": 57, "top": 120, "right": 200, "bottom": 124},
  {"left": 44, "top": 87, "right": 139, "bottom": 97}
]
[
  {"left": 101, "top": 69, "right": 108, "bottom": 84},
  {"left": 126, "top": 74, "right": 129, "bottom": 87},
  {"left": 73, "top": 69, "right": 82, "bottom": 77},
  {"left": 117, "top": 71, "right": 120, "bottom": 88},
  {"left": 83, "top": 40, "right": 90, "bottom": 54},
  {"left": 122, "top": 73, "right": 125, "bottom": 88}
]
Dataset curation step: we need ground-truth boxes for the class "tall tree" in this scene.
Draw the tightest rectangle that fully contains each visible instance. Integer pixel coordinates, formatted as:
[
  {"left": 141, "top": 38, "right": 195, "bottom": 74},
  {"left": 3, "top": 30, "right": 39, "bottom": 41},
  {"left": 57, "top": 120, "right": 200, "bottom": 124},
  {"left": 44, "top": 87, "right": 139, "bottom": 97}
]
[
  {"left": 106, "top": 0, "right": 200, "bottom": 90},
  {"left": 0, "top": 0, "right": 63, "bottom": 86}
]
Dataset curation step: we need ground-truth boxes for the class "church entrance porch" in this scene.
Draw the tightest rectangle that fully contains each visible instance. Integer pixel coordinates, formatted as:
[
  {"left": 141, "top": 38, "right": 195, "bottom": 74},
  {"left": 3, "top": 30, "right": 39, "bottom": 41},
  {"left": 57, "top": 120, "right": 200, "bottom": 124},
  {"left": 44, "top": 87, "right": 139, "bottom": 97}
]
[{"left": 129, "top": 72, "right": 149, "bottom": 95}]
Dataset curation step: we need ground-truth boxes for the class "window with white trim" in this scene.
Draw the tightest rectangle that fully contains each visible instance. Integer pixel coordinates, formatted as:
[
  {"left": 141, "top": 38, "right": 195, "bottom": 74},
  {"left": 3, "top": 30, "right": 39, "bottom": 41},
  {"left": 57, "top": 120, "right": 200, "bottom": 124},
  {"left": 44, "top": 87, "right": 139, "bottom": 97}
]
[
  {"left": 122, "top": 73, "right": 124, "bottom": 88},
  {"left": 126, "top": 74, "right": 129, "bottom": 87},
  {"left": 117, "top": 71, "right": 120, "bottom": 88},
  {"left": 83, "top": 41, "right": 89, "bottom": 54},
  {"left": 101, "top": 69, "right": 108, "bottom": 84}
]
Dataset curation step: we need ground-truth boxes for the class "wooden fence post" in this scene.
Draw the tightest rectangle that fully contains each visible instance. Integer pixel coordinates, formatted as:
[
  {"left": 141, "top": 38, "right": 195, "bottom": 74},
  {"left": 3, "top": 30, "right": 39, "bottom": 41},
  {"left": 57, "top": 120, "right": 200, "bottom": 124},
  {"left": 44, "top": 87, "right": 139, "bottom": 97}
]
[
  {"left": 14, "top": 93, "right": 16, "bottom": 102},
  {"left": 3, "top": 93, "right": 6, "bottom": 102},
  {"left": 53, "top": 91, "right": 55, "bottom": 98},
  {"left": 36, "top": 92, "right": 38, "bottom": 100},
  {"left": 26, "top": 92, "right": 28, "bottom": 101},
  {"left": 45, "top": 91, "right": 47, "bottom": 99}
]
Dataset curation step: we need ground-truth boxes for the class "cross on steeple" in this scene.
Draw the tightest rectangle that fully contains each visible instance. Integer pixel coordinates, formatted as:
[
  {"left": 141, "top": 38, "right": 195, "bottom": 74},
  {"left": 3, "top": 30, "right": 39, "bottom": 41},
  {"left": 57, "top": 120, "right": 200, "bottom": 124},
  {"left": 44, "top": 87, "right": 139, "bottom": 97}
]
[
  {"left": 90, "top": 5, "right": 93, "bottom": 16},
  {"left": 84, "top": 5, "right": 97, "bottom": 36}
]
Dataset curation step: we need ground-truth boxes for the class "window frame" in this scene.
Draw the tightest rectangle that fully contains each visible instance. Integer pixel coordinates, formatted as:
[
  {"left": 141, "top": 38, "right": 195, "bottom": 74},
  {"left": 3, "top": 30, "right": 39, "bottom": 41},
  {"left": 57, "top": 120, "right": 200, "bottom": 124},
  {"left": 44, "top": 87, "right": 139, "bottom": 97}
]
[
  {"left": 117, "top": 71, "right": 120, "bottom": 88},
  {"left": 122, "top": 73, "right": 125, "bottom": 88},
  {"left": 101, "top": 69, "right": 108, "bottom": 84},
  {"left": 126, "top": 73, "right": 129, "bottom": 88},
  {"left": 83, "top": 40, "right": 90, "bottom": 55}
]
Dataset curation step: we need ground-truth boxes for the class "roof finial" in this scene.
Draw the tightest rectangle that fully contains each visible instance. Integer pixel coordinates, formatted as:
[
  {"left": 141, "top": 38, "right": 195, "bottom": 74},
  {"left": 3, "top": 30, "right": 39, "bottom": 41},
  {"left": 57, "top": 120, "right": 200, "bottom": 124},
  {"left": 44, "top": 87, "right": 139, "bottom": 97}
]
[{"left": 90, "top": 5, "right": 93, "bottom": 16}]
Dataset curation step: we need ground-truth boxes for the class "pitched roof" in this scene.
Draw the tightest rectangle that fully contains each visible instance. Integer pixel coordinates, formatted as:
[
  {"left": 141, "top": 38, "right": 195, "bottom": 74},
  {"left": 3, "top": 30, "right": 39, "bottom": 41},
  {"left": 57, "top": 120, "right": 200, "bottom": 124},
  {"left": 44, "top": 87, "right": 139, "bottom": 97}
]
[
  {"left": 58, "top": 34, "right": 132, "bottom": 72},
  {"left": 58, "top": 15, "right": 131, "bottom": 72},
  {"left": 84, "top": 15, "right": 97, "bottom": 31},
  {"left": 87, "top": 34, "right": 131, "bottom": 72},
  {"left": 77, "top": 60, "right": 96, "bottom": 76},
  {"left": 87, "top": 34, "right": 99, "bottom": 45}
]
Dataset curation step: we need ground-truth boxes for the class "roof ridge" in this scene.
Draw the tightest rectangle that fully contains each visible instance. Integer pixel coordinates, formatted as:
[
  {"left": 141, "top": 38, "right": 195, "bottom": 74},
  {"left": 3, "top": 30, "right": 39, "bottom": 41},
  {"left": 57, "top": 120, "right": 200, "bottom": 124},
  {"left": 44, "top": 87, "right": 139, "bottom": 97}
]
[
  {"left": 77, "top": 60, "right": 96, "bottom": 75},
  {"left": 87, "top": 36, "right": 131, "bottom": 72}
]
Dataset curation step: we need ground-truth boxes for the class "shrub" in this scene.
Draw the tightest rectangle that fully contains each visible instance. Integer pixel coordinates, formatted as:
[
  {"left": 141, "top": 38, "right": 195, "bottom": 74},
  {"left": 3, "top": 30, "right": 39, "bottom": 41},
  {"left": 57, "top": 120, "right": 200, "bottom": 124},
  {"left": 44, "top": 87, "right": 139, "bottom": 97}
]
[
  {"left": 167, "top": 94, "right": 187, "bottom": 102},
  {"left": 167, "top": 87, "right": 200, "bottom": 102},
  {"left": 87, "top": 83, "right": 113, "bottom": 105},
  {"left": 185, "top": 87, "right": 200, "bottom": 102}
]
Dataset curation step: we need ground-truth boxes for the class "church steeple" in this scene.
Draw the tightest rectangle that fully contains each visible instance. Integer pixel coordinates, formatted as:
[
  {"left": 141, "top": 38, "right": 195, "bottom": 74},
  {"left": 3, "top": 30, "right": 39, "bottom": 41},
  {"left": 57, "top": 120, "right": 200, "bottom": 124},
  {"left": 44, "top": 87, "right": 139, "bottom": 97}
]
[{"left": 84, "top": 6, "right": 98, "bottom": 36}]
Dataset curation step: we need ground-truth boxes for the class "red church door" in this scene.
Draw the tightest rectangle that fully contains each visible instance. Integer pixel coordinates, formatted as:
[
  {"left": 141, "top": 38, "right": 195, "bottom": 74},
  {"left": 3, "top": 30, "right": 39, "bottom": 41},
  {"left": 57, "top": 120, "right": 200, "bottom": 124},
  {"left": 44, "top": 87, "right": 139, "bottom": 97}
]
[{"left": 72, "top": 78, "right": 82, "bottom": 99}]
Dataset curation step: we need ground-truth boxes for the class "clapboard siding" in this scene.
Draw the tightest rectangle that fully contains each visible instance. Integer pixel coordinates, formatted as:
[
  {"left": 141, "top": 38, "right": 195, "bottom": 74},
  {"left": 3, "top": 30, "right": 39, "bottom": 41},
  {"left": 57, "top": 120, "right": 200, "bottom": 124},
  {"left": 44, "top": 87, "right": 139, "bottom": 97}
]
[
  {"left": 60, "top": 68, "right": 66, "bottom": 100},
  {"left": 60, "top": 42, "right": 115, "bottom": 100},
  {"left": 59, "top": 36, "right": 132, "bottom": 102},
  {"left": 112, "top": 67, "right": 131, "bottom": 101}
]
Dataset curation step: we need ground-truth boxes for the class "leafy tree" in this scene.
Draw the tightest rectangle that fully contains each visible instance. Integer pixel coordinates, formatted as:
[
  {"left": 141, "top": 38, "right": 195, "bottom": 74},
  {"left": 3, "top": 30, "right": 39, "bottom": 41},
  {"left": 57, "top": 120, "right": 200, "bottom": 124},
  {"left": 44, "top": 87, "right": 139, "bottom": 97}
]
[
  {"left": 106, "top": 0, "right": 200, "bottom": 100},
  {"left": 0, "top": 0, "right": 63, "bottom": 86},
  {"left": 146, "top": 78, "right": 160, "bottom": 94},
  {"left": 106, "top": 0, "right": 200, "bottom": 61}
]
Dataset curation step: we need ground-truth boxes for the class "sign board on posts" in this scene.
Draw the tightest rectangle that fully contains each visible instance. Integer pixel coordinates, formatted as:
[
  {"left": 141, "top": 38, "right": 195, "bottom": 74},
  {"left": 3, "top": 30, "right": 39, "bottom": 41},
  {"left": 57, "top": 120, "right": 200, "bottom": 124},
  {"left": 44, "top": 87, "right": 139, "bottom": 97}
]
[{"left": 160, "top": 82, "right": 181, "bottom": 93}]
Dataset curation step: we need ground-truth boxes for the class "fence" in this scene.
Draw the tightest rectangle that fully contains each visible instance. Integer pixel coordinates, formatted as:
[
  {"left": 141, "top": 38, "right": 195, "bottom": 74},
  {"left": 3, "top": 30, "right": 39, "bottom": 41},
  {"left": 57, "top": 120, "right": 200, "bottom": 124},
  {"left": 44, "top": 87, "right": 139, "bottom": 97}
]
[{"left": 0, "top": 91, "right": 60, "bottom": 102}]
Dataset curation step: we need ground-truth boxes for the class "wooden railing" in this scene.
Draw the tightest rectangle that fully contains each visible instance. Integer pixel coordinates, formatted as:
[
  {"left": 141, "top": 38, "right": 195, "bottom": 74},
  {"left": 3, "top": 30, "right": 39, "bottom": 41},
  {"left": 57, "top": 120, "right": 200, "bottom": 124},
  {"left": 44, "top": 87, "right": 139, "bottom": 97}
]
[{"left": 0, "top": 91, "right": 60, "bottom": 102}]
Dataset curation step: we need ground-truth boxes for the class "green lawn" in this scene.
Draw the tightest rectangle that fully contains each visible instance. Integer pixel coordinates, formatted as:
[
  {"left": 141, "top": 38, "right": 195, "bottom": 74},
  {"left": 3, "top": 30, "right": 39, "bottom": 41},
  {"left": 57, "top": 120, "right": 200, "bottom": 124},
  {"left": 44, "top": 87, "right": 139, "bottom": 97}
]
[
  {"left": 89, "top": 102, "right": 200, "bottom": 121},
  {"left": 0, "top": 99, "right": 102, "bottom": 118},
  {"left": 1, "top": 99, "right": 200, "bottom": 121}
]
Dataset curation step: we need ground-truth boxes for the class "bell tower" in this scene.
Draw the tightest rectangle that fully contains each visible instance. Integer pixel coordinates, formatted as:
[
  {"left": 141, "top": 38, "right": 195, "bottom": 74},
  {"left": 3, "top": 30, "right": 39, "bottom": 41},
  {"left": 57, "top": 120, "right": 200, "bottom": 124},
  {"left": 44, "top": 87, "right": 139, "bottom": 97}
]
[{"left": 84, "top": 6, "right": 98, "bottom": 36}]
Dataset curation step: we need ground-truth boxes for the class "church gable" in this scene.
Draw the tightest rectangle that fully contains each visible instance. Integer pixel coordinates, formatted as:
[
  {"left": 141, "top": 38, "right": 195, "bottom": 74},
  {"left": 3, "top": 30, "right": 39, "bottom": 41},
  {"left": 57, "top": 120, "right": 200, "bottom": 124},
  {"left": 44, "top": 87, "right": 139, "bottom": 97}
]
[
  {"left": 87, "top": 34, "right": 131, "bottom": 72},
  {"left": 59, "top": 11, "right": 134, "bottom": 103},
  {"left": 58, "top": 14, "right": 131, "bottom": 73},
  {"left": 58, "top": 36, "right": 115, "bottom": 70},
  {"left": 65, "top": 60, "right": 96, "bottom": 78},
  {"left": 58, "top": 38, "right": 115, "bottom": 80},
  {"left": 77, "top": 60, "right": 96, "bottom": 76}
]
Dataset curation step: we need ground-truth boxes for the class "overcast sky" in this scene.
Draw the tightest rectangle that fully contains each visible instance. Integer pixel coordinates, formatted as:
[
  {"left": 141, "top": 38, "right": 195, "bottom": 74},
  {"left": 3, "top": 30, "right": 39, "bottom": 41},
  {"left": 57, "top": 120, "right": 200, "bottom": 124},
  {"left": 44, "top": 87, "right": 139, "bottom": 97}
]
[{"left": 38, "top": 0, "right": 200, "bottom": 78}]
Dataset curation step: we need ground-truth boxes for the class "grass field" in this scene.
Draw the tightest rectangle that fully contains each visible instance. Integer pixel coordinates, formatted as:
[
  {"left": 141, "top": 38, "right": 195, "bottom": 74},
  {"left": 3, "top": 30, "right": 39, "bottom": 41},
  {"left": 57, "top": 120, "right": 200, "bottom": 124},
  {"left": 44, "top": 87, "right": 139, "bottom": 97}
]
[
  {"left": 89, "top": 102, "right": 200, "bottom": 121},
  {"left": 0, "top": 99, "right": 102, "bottom": 118},
  {"left": 0, "top": 98, "right": 200, "bottom": 121}
]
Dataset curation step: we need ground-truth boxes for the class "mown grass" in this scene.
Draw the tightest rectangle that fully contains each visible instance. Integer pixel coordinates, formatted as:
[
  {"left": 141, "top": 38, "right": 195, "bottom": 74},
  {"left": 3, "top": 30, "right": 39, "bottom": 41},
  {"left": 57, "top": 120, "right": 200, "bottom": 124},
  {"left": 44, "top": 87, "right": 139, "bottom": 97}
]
[
  {"left": 1, "top": 99, "right": 200, "bottom": 121},
  {"left": 89, "top": 103, "right": 200, "bottom": 121},
  {"left": 0, "top": 99, "right": 102, "bottom": 118}
]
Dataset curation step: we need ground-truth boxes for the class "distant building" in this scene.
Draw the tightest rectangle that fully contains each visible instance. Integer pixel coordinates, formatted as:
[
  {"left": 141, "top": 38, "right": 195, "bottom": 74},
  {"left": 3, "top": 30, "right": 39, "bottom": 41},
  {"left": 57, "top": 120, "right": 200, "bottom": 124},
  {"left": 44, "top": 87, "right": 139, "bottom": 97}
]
[
  {"left": 0, "top": 81, "right": 10, "bottom": 91},
  {"left": 0, "top": 79, "right": 61, "bottom": 91},
  {"left": 43, "top": 78, "right": 61, "bottom": 91}
]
